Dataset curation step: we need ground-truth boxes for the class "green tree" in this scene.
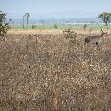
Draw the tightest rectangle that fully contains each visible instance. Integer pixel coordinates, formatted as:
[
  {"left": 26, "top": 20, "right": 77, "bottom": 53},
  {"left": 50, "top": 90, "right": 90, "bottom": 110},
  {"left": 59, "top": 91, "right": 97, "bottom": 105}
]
[
  {"left": 25, "top": 13, "right": 30, "bottom": 27},
  {"left": 0, "top": 11, "right": 10, "bottom": 36},
  {"left": 98, "top": 12, "right": 111, "bottom": 29}
]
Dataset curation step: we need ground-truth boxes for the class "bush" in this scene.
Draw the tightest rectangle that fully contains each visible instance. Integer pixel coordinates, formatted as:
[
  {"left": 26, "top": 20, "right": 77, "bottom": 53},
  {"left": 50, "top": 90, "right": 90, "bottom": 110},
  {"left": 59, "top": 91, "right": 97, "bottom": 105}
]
[
  {"left": 53, "top": 24, "right": 58, "bottom": 29},
  {"left": 83, "top": 24, "right": 87, "bottom": 30},
  {"left": 63, "top": 29, "right": 77, "bottom": 41},
  {"left": 0, "top": 11, "right": 10, "bottom": 36},
  {"left": 32, "top": 25, "right": 37, "bottom": 29}
]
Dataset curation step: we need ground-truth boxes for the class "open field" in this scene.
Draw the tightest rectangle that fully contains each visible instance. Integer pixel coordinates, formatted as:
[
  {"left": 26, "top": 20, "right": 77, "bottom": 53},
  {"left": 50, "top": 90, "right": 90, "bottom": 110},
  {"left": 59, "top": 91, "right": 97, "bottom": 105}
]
[
  {"left": 0, "top": 29, "right": 111, "bottom": 111},
  {"left": 10, "top": 24, "right": 111, "bottom": 31}
]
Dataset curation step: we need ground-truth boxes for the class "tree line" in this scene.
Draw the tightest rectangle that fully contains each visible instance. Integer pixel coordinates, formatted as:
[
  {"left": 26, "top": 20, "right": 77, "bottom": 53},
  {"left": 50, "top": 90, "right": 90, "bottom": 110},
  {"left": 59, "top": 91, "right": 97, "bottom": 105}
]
[{"left": 0, "top": 11, "right": 111, "bottom": 36}]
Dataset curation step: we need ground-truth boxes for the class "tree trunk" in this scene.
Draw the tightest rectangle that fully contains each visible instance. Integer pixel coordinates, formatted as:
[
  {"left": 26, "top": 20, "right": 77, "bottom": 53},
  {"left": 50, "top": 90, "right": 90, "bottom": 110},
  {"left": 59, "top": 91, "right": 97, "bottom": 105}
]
[
  {"left": 23, "top": 17, "right": 24, "bottom": 29},
  {"left": 105, "top": 22, "right": 108, "bottom": 29},
  {"left": 27, "top": 18, "right": 28, "bottom": 27}
]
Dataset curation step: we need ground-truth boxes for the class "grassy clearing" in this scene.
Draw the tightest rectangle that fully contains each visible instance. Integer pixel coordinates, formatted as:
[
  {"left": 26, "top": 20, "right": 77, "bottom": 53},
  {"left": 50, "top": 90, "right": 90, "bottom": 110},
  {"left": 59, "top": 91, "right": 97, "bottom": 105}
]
[
  {"left": 10, "top": 23, "right": 111, "bottom": 31},
  {"left": 0, "top": 30, "right": 111, "bottom": 111},
  {"left": 11, "top": 24, "right": 55, "bottom": 30}
]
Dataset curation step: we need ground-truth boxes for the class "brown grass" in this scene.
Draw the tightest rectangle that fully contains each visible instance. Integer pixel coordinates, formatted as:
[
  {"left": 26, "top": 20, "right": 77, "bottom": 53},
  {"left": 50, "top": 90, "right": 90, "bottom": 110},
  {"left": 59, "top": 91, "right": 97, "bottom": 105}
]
[{"left": 0, "top": 30, "right": 111, "bottom": 111}]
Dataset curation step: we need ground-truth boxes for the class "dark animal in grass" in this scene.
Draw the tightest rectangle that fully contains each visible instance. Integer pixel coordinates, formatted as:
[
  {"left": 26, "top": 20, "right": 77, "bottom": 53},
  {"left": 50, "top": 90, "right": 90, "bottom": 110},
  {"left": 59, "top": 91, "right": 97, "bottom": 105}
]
[{"left": 84, "top": 29, "right": 107, "bottom": 45}]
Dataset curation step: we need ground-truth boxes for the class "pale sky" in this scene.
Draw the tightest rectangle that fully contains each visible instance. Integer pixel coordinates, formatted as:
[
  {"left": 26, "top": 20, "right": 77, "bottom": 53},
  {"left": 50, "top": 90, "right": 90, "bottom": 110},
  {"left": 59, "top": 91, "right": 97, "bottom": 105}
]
[{"left": 0, "top": 0, "right": 111, "bottom": 18}]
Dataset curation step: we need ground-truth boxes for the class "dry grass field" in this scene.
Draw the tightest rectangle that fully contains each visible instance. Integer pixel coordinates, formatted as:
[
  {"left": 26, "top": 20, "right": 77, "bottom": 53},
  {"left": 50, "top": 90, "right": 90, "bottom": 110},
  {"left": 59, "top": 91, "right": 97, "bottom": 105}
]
[{"left": 0, "top": 29, "right": 111, "bottom": 111}]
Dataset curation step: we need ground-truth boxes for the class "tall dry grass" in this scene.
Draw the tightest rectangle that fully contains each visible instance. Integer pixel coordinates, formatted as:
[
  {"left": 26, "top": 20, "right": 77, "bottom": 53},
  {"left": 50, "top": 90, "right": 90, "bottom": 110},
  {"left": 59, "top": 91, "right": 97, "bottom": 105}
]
[{"left": 0, "top": 30, "right": 111, "bottom": 111}]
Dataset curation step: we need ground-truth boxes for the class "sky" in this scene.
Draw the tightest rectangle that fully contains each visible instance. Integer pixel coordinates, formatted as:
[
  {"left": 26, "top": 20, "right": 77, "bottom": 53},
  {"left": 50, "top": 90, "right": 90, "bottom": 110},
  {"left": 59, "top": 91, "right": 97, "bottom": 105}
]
[{"left": 0, "top": 0, "right": 111, "bottom": 19}]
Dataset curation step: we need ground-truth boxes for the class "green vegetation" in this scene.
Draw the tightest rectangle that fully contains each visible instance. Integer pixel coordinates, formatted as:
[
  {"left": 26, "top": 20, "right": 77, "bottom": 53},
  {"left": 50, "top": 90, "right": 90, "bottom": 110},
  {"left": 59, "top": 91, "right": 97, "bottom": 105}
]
[
  {"left": 63, "top": 29, "right": 77, "bottom": 39},
  {"left": 83, "top": 24, "right": 87, "bottom": 30},
  {"left": 0, "top": 11, "right": 10, "bottom": 36},
  {"left": 9, "top": 23, "right": 111, "bottom": 31},
  {"left": 10, "top": 24, "right": 56, "bottom": 30},
  {"left": 32, "top": 24, "right": 37, "bottom": 29},
  {"left": 63, "top": 29, "right": 77, "bottom": 44},
  {"left": 98, "top": 12, "right": 111, "bottom": 29},
  {"left": 53, "top": 24, "right": 58, "bottom": 29}
]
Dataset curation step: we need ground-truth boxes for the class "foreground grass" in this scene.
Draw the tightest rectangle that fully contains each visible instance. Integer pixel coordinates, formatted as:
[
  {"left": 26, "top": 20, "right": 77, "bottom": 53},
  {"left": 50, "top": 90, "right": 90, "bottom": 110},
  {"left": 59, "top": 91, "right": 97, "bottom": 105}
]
[{"left": 0, "top": 30, "right": 111, "bottom": 111}]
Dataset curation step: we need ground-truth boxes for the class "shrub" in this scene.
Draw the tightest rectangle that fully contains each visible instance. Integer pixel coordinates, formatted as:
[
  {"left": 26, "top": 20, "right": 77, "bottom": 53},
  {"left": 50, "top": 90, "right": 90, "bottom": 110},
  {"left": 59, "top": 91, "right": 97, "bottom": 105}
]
[
  {"left": 83, "top": 24, "right": 87, "bottom": 31},
  {"left": 53, "top": 24, "right": 58, "bottom": 29},
  {"left": 63, "top": 28, "right": 77, "bottom": 42},
  {"left": 32, "top": 25, "right": 37, "bottom": 29},
  {"left": 0, "top": 11, "right": 10, "bottom": 36}
]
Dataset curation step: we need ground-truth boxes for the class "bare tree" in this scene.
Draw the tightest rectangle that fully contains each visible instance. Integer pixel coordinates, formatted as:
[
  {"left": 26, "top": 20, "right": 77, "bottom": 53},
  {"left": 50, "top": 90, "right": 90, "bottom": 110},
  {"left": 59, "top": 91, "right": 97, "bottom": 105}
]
[
  {"left": 23, "top": 15, "right": 25, "bottom": 29},
  {"left": 25, "top": 13, "right": 30, "bottom": 27}
]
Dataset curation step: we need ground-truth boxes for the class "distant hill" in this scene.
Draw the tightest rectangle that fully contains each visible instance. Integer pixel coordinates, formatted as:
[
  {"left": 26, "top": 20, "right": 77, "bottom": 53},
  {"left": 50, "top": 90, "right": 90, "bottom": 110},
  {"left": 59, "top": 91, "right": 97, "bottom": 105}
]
[{"left": 7, "top": 17, "right": 102, "bottom": 25}]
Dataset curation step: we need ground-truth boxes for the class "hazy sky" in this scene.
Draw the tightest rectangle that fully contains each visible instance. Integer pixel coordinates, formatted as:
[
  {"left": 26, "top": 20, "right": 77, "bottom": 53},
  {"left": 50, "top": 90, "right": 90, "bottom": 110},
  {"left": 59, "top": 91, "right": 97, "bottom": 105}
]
[{"left": 0, "top": 0, "right": 111, "bottom": 18}]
